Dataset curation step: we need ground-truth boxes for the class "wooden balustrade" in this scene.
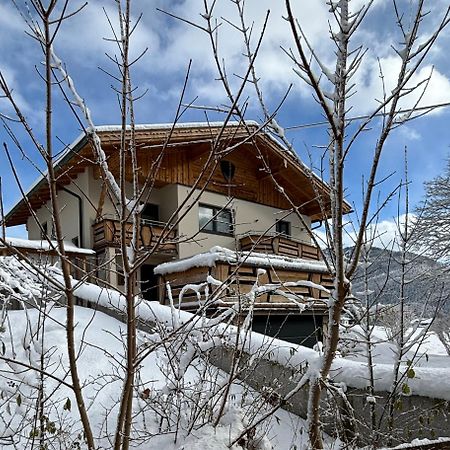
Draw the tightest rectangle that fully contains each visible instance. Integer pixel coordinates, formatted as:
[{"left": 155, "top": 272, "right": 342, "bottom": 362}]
[
  {"left": 239, "top": 234, "right": 321, "bottom": 260},
  {"left": 93, "top": 218, "right": 177, "bottom": 255}
]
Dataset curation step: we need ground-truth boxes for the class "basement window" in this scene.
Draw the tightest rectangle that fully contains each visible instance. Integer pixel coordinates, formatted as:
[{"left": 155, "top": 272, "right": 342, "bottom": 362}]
[
  {"left": 276, "top": 220, "right": 291, "bottom": 237},
  {"left": 199, "top": 204, "right": 233, "bottom": 236}
]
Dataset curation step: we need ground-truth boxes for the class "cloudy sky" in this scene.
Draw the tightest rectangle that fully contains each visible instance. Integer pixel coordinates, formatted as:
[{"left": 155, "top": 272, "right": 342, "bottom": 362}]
[{"left": 1, "top": 0, "right": 450, "bottom": 246}]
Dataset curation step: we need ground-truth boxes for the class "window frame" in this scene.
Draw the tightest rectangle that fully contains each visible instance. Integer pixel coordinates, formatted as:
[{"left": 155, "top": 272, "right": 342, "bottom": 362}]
[{"left": 198, "top": 203, "right": 234, "bottom": 236}]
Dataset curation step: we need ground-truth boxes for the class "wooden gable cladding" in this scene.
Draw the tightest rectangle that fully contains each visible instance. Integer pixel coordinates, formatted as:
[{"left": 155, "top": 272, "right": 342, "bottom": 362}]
[
  {"left": 90, "top": 127, "right": 332, "bottom": 214},
  {"left": 189, "top": 143, "right": 260, "bottom": 203},
  {"left": 100, "top": 140, "right": 296, "bottom": 210}
]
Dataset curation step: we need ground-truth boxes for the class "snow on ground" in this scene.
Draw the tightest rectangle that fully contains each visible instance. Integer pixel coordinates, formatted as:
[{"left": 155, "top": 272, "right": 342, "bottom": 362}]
[
  {"left": 0, "top": 305, "right": 340, "bottom": 450},
  {"left": 342, "top": 324, "right": 450, "bottom": 367},
  {"left": 64, "top": 275, "right": 450, "bottom": 401}
]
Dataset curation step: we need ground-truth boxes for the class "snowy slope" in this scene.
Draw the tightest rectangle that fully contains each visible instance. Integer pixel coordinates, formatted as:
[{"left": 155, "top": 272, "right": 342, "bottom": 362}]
[{"left": 0, "top": 306, "right": 341, "bottom": 450}]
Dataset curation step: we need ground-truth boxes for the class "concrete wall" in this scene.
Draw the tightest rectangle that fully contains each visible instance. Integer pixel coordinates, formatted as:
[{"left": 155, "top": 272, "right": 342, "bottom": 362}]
[{"left": 209, "top": 346, "right": 450, "bottom": 447}]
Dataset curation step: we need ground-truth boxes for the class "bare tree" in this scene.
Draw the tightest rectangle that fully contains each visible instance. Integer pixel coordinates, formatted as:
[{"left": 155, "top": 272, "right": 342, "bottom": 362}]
[
  {"left": 414, "top": 158, "right": 450, "bottom": 260},
  {"left": 1, "top": 1, "right": 309, "bottom": 448},
  {"left": 2, "top": 0, "right": 450, "bottom": 448},
  {"left": 162, "top": 0, "right": 450, "bottom": 447}
]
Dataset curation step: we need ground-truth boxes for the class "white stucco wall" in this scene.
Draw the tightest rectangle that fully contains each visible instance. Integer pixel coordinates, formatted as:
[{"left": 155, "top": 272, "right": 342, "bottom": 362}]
[
  {"left": 175, "top": 185, "right": 312, "bottom": 259},
  {"left": 27, "top": 170, "right": 91, "bottom": 246},
  {"left": 26, "top": 173, "right": 313, "bottom": 259}
]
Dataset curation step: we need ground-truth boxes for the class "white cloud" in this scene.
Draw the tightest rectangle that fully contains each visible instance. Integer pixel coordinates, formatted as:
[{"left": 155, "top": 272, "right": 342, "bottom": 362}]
[
  {"left": 350, "top": 55, "right": 450, "bottom": 116},
  {"left": 398, "top": 125, "right": 421, "bottom": 141},
  {"left": 0, "top": 65, "right": 35, "bottom": 119},
  {"left": 141, "top": 0, "right": 450, "bottom": 119},
  {"left": 2, "top": 0, "right": 449, "bottom": 125},
  {"left": 314, "top": 213, "right": 418, "bottom": 252}
]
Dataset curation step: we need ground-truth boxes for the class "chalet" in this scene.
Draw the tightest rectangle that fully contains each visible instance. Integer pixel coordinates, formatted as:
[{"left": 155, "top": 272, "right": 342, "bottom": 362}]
[{"left": 4, "top": 121, "right": 349, "bottom": 347}]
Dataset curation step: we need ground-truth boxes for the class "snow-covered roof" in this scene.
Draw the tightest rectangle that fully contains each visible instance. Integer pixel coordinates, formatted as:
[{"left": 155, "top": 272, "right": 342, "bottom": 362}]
[
  {"left": 1, "top": 237, "right": 95, "bottom": 255},
  {"left": 94, "top": 120, "right": 260, "bottom": 133},
  {"left": 154, "top": 246, "right": 328, "bottom": 275}
]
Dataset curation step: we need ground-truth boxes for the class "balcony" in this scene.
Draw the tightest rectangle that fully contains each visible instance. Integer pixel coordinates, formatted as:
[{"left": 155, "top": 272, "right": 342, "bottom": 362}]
[
  {"left": 239, "top": 233, "right": 320, "bottom": 260},
  {"left": 92, "top": 217, "right": 177, "bottom": 255}
]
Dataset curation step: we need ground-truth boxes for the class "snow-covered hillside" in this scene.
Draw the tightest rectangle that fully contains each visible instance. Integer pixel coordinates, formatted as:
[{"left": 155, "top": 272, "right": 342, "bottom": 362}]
[{"left": 0, "top": 305, "right": 341, "bottom": 450}]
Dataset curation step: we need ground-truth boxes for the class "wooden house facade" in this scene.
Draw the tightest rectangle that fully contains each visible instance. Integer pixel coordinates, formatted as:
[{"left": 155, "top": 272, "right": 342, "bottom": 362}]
[{"left": 5, "top": 121, "right": 349, "bottom": 347}]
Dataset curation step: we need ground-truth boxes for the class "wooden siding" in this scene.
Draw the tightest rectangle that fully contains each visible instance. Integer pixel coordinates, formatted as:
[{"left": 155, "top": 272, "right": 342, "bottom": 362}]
[
  {"left": 7, "top": 124, "right": 345, "bottom": 227},
  {"left": 159, "top": 266, "right": 212, "bottom": 305}
]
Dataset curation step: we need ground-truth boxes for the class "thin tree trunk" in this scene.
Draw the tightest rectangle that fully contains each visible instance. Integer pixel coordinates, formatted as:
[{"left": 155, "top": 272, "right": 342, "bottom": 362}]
[{"left": 42, "top": 11, "right": 95, "bottom": 449}]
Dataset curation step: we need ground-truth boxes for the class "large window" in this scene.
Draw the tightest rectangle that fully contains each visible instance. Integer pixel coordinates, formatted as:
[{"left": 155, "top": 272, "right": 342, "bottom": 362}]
[
  {"left": 276, "top": 220, "right": 291, "bottom": 237},
  {"left": 199, "top": 204, "right": 233, "bottom": 235}
]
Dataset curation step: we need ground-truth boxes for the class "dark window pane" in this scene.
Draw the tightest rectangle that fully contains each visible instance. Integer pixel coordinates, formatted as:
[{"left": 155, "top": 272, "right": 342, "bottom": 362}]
[
  {"left": 216, "top": 209, "right": 233, "bottom": 234},
  {"left": 41, "top": 222, "right": 48, "bottom": 239},
  {"left": 142, "top": 203, "right": 159, "bottom": 222},
  {"left": 276, "top": 220, "right": 291, "bottom": 236},
  {"left": 199, "top": 204, "right": 233, "bottom": 235}
]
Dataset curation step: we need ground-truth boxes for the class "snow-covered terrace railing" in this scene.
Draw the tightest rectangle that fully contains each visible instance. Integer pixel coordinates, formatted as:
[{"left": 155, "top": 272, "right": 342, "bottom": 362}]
[
  {"left": 154, "top": 246, "right": 329, "bottom": 275},
  {"left": 0, "top": 237, "right": 95, "bottom": 256},
  {"left": 0, "top": 237, "right": 96, "bottom": 281},
  {"left": 154, "top": 246, "right": 333, "bottom": 308}
]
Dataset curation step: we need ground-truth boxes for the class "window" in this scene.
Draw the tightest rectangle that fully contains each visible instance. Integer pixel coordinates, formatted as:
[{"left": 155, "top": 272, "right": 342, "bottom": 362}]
[
  {"left": 40, "top": 222, "right": 48, "bottom": 239},
  {"left": 141, "top": 203, "right": 159, "bottom": 223},
  {"left": 276, "top": 220, "right": 291, "bottom": 236},
  {"left": 115, "top": 250, "right": 124, "bottom": 286},
  {"left": 199, "top": 204, "right": 233, "bottom": 235}
]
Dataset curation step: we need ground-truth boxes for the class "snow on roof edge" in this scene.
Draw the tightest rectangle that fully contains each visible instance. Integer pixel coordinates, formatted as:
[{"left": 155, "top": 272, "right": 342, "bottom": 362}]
[
  {"left": 2, "top": 237, "right": 95, "bottom": 255},
  {"left": 94, "top": 120, "right": 260, "bottom": 132}
]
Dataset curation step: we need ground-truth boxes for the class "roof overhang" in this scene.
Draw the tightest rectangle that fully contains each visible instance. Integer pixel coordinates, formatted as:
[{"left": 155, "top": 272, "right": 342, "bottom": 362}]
[{"left": 5, "top": 121, "right": 351, "bottom": 226}]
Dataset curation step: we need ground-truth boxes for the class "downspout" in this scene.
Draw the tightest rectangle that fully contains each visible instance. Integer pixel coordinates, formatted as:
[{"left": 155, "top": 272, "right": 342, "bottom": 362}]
[{"left": 60, "top": 186, "right": 84, "bottom": 248}]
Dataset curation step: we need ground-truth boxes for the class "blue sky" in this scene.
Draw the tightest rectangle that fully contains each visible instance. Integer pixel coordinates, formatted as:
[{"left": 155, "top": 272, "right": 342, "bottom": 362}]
[{"left": 1, "top": 0, "right": 450, "bottom": 244}]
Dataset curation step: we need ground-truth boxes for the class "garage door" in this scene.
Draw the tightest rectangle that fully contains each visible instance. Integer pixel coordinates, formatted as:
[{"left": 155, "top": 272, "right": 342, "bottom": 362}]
[{"left": 251, "top": 314, "right": 323, "bottom": 348}]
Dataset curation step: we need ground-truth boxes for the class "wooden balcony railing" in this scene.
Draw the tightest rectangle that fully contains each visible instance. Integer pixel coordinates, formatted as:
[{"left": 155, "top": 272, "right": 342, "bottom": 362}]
[
  {"left": 239, "top": 233, "right": 321, "bottom": 260},
  {"left": 93, "top": 218, "right": 177, "bottom": 255}
]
